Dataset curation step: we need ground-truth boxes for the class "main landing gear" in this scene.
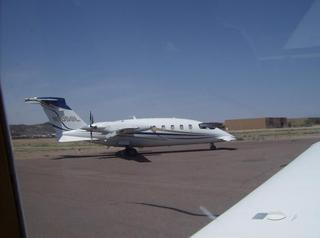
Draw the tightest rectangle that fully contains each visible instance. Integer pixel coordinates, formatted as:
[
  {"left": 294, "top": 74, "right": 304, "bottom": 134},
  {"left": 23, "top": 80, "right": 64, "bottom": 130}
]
[
  {"left": 124, "top": 146, "right": 138, "bottom": 156},
  {"left": 210, "top": 143, "right": 217, "bottom": 150}
]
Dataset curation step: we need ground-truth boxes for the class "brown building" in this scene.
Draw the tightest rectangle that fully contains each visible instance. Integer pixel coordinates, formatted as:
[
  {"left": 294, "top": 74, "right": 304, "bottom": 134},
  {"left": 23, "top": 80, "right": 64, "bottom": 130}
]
[
  {"left": 224, "top": 117, "right": 288, "bottom": 130},
  {"left": 288, "top": 117, "right": 320, "bottom": 127},
  {"left": 287, "top": 118, "right": 306, "bottom": 127}
]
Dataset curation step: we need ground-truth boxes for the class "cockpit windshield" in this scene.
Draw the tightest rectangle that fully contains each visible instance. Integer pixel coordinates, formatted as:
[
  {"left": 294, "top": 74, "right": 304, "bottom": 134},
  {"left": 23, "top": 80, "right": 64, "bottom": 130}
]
[{"left": 199, "top": 123, "right": 216, "bottom": 129}]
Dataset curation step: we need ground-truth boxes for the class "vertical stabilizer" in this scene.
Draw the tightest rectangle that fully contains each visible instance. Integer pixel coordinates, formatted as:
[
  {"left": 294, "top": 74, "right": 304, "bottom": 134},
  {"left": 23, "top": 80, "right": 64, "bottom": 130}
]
[{"left": 25, "top": 97, "right": 86, "bottom": 139}]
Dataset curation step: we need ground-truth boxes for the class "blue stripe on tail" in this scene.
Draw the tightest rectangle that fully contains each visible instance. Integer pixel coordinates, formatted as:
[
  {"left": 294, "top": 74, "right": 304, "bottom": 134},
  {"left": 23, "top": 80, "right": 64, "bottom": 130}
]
[{"left": 37, "top": 97, "right": 71, "bottom": 110}]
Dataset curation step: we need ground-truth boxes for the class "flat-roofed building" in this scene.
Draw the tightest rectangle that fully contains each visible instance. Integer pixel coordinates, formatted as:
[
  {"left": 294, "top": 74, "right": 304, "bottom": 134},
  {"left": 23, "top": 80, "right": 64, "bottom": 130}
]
[
  {"left": 224, "top": 117, "right": 288, "bottom": 130},
  {"left": 288, "top": 118, "right": 306, "bottom": 127},
  {"left": 288, "top": 117, "right": 320, "bottom": 127}
]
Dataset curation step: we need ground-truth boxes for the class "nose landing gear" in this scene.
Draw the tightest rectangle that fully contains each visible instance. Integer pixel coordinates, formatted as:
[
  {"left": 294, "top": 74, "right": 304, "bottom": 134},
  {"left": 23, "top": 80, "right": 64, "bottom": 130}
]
[{"left": 210, "top": 143, "right": 216, "bottom": 150}]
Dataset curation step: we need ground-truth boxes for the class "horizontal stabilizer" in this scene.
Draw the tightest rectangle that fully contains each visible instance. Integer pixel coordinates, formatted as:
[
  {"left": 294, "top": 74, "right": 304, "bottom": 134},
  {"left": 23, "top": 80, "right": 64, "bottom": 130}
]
[{"left": 58, "top": 135, "right": 98, "bottom": 142}]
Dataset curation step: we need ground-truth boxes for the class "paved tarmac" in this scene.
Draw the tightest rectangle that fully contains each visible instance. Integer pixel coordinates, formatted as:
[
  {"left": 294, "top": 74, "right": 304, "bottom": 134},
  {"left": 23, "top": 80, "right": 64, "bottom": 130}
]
[{"left": 15, "top": 138, "right": 318, "bottom": 238}]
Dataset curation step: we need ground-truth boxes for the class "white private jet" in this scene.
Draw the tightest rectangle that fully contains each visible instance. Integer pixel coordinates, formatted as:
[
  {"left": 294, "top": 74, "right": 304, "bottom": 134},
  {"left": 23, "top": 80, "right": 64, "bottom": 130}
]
[
  {"left": 192, "top": 141, "right": 320, "bottom": 238},
  {"left": 25, "top": 97, "right": 235, "bottom": 155}
]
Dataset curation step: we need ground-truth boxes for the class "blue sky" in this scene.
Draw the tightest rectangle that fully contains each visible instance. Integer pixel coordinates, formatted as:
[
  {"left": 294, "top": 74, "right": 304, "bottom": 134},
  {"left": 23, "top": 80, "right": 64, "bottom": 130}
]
[{"left": 2, "top": 0, "right": 320, "bottom": 124}]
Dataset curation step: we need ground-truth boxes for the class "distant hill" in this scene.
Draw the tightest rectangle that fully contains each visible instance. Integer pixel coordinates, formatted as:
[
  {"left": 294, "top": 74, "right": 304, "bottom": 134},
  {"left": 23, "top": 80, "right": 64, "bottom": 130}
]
[{"left": 10, "top": 122, "right": 55, "bottom": 139}]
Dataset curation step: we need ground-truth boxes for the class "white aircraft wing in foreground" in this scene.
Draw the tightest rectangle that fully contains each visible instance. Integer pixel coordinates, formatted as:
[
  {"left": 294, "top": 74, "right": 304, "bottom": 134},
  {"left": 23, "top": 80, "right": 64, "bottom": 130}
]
[{"left": 192, "top": 141, "right": 320, "bottom": 238}]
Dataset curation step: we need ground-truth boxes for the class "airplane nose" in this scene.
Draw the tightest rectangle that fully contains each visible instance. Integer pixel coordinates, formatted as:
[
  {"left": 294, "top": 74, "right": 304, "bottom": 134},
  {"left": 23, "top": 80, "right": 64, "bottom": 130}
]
[{"left": 216, "top": 129, "right": 236, "bottom": 141}]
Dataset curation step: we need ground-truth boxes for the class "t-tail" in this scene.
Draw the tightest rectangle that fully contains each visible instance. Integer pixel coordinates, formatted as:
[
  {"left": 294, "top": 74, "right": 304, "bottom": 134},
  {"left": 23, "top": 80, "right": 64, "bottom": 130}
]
[{"left": 25, "top": 97, "right": 87, "bottom": 141}]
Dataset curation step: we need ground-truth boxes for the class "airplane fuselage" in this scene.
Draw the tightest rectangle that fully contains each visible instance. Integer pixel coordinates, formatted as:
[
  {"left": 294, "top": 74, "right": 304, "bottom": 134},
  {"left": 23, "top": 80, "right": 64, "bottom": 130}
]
[
  {"left": 63, "top": 117, "right": 235, "bottom": 148},
  {"left": 25, "top": 97, "right": 235, "bottom": 151}
]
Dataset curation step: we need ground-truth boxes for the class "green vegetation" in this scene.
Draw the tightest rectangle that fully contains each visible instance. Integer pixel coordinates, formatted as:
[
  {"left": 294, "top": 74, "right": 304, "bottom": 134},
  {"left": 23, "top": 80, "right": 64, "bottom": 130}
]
[
  {"left": 304, "top": 118, "right": 320, "bottom": 127},
  {"left": 12, "top": 138, "right": 102, "bottom": 152},
  {"left": 231, "top": 126, "right": 320, "bottom": 141}
]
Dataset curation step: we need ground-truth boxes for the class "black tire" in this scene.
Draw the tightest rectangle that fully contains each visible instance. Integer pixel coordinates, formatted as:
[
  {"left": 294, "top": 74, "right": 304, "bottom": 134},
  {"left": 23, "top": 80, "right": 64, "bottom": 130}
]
[
  {"left": 126, "top": 148, "right": 138, "bottom": 156},
  {"left": 210, "top": 144, "right": 216, "bottom": 150}
]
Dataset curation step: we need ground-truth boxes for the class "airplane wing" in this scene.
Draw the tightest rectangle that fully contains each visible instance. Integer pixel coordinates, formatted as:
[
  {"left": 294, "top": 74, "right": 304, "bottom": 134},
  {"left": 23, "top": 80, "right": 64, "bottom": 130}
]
[
  {"left": 81, "top": 126, "right": 160, "bottom": 141},
  {"left": 192, "top": 141, "right": 320, "bottom": 238},
  {"left": 117, "top": 127, "right": 155, "bottom": 134},
  {"left": 106, "top": 126, "right": 159, "bottom": 138},
  {"left": 78, "top": 126, "right": 160, "bottom": 143},
  {"left": 81, "top": 126, "right": 157, "bottom": 135}
]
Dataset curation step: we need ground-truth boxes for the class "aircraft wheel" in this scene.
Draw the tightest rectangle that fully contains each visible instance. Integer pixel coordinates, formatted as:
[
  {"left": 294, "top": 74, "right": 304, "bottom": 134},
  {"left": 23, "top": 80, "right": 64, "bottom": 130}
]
[
  {"left": 125, "top": 147, "right": 138, "bottom": 156},
  {"left": 129, "top": 148, "right": 138, "bottom": 156},
  {"left": 210, "top": 143, "right": 216, "bottom": 150}
]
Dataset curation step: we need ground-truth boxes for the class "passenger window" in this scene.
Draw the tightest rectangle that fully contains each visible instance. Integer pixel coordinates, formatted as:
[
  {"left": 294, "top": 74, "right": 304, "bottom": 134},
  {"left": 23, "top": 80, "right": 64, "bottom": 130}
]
[
  {"left": 180, "top": 125, "right": 184, "bottom": 130},
  {"left": 188, "top": 124, "right": 193, "bottom": 130},
  {"left": 171, "top": 125, "right": 175, "bottom": 130},
  {"left": 161, "top": 125, "right": 165, "bottom": 130}
]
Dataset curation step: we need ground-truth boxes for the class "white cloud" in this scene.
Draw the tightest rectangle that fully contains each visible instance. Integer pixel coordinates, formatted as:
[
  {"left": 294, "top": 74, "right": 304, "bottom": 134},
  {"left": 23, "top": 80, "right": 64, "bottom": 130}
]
[
  {"left": 259, "top": 52, "right": 320, "bottom": 61},
  {"left": 164, "top": 41, "right": 179, "bottom": 52}
]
